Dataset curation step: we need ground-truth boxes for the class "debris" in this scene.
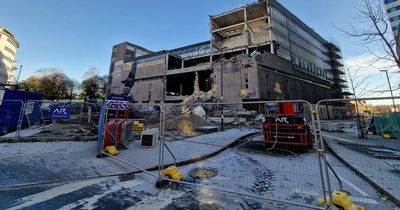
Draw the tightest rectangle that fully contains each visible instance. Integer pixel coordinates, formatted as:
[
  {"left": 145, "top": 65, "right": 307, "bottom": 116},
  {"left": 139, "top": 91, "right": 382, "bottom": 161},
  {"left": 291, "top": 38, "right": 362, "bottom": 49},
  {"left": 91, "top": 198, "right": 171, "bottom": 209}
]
[
  {"left": 189, "top": 167, "right": 217, "bottom": 179},
  {"left": 192, "top": 106, "right": 206, "bottom": 119},
  {"left": 255, "top": 114, "right": 265, "bottom": 122}
]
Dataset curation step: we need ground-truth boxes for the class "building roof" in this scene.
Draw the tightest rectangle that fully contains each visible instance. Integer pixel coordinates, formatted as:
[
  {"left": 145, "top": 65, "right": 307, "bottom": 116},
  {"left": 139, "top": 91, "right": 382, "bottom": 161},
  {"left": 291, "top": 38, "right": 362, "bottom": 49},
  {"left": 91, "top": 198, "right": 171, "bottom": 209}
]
[
  {"left": 113, "top": 41, "right": 153, "bottom": 53},
  {"left": 0, "top": 26, "right": 20, "bottom": 48}
]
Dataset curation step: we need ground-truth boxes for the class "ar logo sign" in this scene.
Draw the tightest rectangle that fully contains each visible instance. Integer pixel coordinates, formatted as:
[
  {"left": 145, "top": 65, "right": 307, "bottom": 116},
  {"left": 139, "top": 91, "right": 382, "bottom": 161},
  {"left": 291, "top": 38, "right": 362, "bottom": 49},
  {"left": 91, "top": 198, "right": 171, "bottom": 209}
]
[
  {"left": 53, "top": 108, "right": 68, "bottom": 114},
  {"left": 50, "top": 107, "right": 71, "bottom": 119},
  {"left": 276, "top": 117, "right": 289, "bottom": 124}
]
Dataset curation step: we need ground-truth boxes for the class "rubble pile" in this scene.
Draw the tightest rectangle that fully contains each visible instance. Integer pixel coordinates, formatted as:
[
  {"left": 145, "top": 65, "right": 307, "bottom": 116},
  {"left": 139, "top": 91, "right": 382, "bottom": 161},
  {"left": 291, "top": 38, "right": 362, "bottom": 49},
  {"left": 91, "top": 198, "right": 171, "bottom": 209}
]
[
  {"left": 164, "top": 91, "right": 265, "bottom": 135},
  {"left": 164, "top": 114, "right": 207, "bottom": 136},
  {"left": 207, "top": 108, "right": 263, "bottom": 129}
]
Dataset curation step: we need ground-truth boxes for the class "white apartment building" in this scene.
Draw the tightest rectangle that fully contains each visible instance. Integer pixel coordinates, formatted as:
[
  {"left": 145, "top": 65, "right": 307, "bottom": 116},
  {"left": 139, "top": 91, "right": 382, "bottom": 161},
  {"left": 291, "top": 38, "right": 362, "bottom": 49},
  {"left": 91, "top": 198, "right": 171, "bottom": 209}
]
[{"left": 0, "top": 26, "right": 19, "bottom": 84}]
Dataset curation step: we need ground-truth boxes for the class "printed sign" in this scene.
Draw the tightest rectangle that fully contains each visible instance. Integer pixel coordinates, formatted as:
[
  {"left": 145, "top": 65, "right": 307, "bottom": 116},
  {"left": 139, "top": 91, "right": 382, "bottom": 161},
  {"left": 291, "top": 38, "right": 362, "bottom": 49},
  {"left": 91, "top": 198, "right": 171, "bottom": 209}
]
[
  {"left": 105, "top": 100, "right": 129, "bottom": 110},
  {"left": 275, "top": 117, "right": 289, "bottom": 124},
  {"left": 25, "top": 102, "right": 35, "bottom": 115},
  {"left": 50, "top": 107, "right": 71, "bottom": 119}
]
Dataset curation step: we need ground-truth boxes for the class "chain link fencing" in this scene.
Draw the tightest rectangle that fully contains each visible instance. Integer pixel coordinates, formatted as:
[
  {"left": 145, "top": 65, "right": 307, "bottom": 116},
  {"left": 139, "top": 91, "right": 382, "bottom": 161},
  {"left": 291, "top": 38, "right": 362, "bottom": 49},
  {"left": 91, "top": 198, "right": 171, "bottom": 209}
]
[
  {"left": 315, "top": 96, "right": 400, "bottom": 208},
  {"left": 9, "top": 100, "right": 101, "bottom": 141},
  {"left": 159, "top": 100, "right": 328, "bottom": 209}
]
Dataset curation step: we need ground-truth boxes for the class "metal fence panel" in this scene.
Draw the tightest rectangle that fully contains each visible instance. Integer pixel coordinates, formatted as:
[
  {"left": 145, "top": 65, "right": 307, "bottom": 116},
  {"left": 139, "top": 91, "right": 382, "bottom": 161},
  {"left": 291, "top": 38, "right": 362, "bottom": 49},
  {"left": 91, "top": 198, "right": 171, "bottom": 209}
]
[
  {"left": 160, "top": 100, "right": 326, "bottom": 209},
  {"left": 16, "top": 100, "right": 100, "bottom": 141},
  {"left": 315, "top": 96, "right": 400, "bottom": 208}
]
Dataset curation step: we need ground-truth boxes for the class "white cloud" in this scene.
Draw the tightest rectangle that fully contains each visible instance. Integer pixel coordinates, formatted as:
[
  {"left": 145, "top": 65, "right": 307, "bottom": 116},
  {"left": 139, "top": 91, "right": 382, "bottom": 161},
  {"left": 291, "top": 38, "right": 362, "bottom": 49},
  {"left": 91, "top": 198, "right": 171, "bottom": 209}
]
[{"left": 344, "top": 53, "right": 400, "bottom": 99}]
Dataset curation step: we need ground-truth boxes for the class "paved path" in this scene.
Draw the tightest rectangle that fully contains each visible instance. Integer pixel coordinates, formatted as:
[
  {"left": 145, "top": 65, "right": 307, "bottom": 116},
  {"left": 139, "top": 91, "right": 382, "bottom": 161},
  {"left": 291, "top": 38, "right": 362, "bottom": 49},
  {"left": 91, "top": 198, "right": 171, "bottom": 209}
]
[
  {"left": 323, "top": 132, "right": 400, "bottom": 206},
  {"left": 0, "top": 129, "right": 256, "bottom": 187}
]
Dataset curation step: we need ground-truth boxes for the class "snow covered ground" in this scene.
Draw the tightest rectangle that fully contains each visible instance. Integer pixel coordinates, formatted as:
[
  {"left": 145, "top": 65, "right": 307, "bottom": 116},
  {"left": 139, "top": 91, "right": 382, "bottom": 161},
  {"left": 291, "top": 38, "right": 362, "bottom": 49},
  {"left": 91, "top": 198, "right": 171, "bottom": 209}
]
[
  {"left": 0, "top": 129, "right": 255, "bottom": 187},
  {"left": 0, "top": 134, "right": 396, "bottom": 210}
]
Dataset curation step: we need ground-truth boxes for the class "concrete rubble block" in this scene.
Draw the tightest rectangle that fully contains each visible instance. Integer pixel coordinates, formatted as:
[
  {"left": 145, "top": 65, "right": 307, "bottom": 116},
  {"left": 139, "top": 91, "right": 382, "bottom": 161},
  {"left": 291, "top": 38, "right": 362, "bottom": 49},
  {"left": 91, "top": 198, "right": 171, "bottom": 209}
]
[
  {"left": 254, "top": 114, "right": 266, "bottom": 122},
  {"left": 192, "top": 105, "right": 206, "bottom": 119},
  {"left": 237, "top": 110, "right": 257, "bottom": 116},
  {"left": 320, "top": 122, "right": 342, "bottom": 132},
  {"left": 207, "top": 117, "right": 246, "bottom": 124}
]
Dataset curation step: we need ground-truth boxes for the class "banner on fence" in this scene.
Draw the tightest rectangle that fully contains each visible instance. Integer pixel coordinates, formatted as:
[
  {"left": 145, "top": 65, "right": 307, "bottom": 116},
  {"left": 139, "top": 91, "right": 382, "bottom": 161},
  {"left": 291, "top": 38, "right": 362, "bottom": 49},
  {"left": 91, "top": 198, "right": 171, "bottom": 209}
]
[
  {"left": 106, "top": 100, "right": 129, "bottom": 110},
  {"left": 50, "top": 107, "right": 71, "bottom": 119}
]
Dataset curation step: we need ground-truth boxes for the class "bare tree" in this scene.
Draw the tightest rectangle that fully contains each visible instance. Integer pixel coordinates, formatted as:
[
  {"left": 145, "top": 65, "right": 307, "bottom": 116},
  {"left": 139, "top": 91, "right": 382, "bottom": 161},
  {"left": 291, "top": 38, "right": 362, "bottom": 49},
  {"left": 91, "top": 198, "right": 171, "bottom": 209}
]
[
  {"left": 345, "top": 64, "right": 384, "bottom": 98},
  {"left": 340, "top": 0, "right": 400, "bottom": 70}
]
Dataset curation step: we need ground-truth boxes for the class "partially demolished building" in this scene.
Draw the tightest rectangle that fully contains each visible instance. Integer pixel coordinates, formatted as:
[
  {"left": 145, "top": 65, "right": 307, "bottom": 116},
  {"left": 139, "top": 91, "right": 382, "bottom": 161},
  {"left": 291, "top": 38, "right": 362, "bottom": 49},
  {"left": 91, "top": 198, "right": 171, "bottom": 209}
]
[{"left": 108, "top": 0, "right": 349, "bottom": 103}]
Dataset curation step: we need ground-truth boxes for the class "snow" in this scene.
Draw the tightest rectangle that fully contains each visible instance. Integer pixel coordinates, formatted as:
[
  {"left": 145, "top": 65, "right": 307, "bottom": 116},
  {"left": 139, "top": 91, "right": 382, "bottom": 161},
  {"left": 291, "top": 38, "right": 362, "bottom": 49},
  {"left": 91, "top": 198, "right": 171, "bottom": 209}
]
[
  {"left": 0, "top": 134, "right": 396, "bottom": 209},
  {"left": 0, "top": 128, "right": 255, "bottom": 187},
  {"left": 324, "top": 133, "right": 400, "bottom": 204}
]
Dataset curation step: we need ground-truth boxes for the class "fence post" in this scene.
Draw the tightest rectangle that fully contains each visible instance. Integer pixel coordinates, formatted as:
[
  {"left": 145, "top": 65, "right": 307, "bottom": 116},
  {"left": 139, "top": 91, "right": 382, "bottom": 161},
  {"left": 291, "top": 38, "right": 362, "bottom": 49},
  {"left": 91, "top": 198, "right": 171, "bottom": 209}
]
[
  {"left": 158, "top": 104, "right": 166, "bottom": 180},
  {"left": 15, "top": 100, "right": 26, "bottom": 138},
  {"left": 315, "top": 102, "right": 334, "bottom": 208},
  {"left": 311, "top": 104, "right": 329, "bottom": 209}
]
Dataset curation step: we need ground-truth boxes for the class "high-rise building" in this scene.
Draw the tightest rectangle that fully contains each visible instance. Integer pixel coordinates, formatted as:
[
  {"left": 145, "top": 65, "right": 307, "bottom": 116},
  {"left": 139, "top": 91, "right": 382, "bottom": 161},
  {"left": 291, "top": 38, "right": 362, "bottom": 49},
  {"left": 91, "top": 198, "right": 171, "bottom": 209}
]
[
  {"left": 0, "top": 26, "right": 19, "bottom": 84},
  {"left": 384, "top": 0, "right": 400, "bottom": 37},
  {"left": 108, "top": 0, "right": 350, "bottom": 103}
]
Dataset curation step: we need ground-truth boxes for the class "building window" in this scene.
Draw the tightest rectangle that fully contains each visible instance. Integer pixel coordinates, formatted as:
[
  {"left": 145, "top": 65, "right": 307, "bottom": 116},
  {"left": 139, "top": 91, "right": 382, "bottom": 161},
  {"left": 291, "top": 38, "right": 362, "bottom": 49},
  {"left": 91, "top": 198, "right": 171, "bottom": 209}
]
[
  {"left": 6, "top": 38, "right": 18, "bottom": 48},
  {"left": 387, "top": 5, "right": 400, "bottom": 13},
  {"left": 385, "top": 0, "right": 397, "bottom": 4},
  {"left": 390, "top": 15, "right": 400, "bottom": 22},
  {"left": 2, "top": 54, "right": 14, "bottom": 64},
  {"left": 4, "top": 46, "right": 15, "bottom": 56}
]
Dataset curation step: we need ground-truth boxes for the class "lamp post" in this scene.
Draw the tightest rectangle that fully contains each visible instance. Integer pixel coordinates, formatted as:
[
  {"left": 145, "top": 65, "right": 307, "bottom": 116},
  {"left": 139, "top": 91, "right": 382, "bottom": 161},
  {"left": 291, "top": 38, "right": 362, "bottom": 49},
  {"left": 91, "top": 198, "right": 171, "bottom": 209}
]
[
  {"left": 217, "top": 46, "right": 227, "bottom": 131},
  {"left": 380, "top": 70, "right": 397, "bottom": 112},
  {"left": 16, "top": 65, "right": 23, "bottom": 85}
]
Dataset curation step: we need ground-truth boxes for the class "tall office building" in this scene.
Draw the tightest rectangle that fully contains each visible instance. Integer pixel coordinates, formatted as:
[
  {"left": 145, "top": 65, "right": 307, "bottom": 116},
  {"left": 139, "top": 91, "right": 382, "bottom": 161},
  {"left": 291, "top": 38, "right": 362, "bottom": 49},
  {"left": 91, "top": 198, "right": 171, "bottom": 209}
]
[
  {"left": 384, "top": 0, "right": 400, "bottom": 37},
  {"left": 0, "top": 26, "right": 19, "bottom": 85}
]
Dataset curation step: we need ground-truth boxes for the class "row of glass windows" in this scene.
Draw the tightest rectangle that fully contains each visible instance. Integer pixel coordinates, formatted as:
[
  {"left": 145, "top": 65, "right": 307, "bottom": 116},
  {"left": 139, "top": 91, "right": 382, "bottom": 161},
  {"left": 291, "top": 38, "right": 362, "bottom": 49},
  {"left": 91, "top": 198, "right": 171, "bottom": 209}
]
[
  {"left": 270, "top": 6, "right": 332, "bottom": 80},
  {"left": 172, "top": 44, "right": 211, "bottom": 58},
  {"left": 390, "top": 15, "right": 400, "bottom": 22},
  {"left": 137, "top": 54, "right": 165, "bottom": 65},
  {"left": 271, "top": 7, "right": 327, "bottom": 53},
  {"left": 270, "top": 7, "right": 328, "bottom": 61},
  {"left": 387, "top": 5, "right": 400, "bottom": 13},
  {"left": 136, "top": 43, "right": 212, "bottom": 66},
  {"left": 272, "top": 21, "right": 329, "bottom": 64},
  {"left": 385, "top": 0, "right": 398, "bottom": 4},
  {"left": 4, "top": 46, "right": 15, "bottom": 56},
  {"left": 275, "top": 39, "right": 331, "bottom": 80},
  {"left": 272, "top": 26, "right": 331, "bottom": 79}
]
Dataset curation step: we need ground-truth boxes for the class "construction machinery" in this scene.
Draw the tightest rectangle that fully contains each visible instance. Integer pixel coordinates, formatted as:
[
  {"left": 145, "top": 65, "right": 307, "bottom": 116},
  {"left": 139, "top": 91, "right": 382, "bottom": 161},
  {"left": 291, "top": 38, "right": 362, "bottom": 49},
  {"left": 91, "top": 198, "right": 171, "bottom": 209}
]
[{"left": 262, "top": 102, "right": 312, "bottom": 150}]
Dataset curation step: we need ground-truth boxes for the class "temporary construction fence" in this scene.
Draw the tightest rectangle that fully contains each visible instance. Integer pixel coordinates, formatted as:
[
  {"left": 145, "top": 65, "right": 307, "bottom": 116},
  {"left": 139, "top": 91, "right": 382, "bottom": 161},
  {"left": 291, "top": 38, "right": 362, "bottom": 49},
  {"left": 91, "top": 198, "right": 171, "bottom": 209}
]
[
  {"left": 315, "top": 96, "right": 400, "bottom": 140},
  {"left": 315, "top": 96, "right": 400, "bottom": 207},
  {"left": 158, "top": 100, "right": 330, "bottom": 210},
  {"left": 97, "top": 102, "right": 163, "bottom": 174},
  {"left": 5, "top": 97, "right": 392, "bottom": 209},
  {"left": 1, "top": 100, "right": 103, "bottom": 141}
]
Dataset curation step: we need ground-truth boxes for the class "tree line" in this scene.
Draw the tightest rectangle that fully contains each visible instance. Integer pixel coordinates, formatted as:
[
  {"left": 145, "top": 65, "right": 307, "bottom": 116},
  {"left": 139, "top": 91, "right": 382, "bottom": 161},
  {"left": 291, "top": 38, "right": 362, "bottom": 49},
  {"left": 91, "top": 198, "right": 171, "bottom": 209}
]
[{"left": 19, "top": 67, "right": 108, "bottom": 101}]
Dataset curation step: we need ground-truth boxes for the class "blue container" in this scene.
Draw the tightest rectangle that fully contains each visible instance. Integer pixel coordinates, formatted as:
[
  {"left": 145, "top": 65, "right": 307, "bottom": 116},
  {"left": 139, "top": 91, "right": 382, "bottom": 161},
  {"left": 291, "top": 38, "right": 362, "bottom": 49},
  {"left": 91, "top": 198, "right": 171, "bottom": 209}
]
[{"left": 0, "top": 88, "right": 43, "bottom": 133}]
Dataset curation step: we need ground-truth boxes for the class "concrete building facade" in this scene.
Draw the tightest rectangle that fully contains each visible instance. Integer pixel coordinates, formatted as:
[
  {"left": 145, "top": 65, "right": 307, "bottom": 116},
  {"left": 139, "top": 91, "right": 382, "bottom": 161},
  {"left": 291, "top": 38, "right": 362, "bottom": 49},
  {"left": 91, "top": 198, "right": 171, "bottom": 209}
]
[
  {"left": 108, "top": 0, "right": 348, "bottom": 103},
  {"left": 0, "top": 26, "right": 19, "bottom": 84}
]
